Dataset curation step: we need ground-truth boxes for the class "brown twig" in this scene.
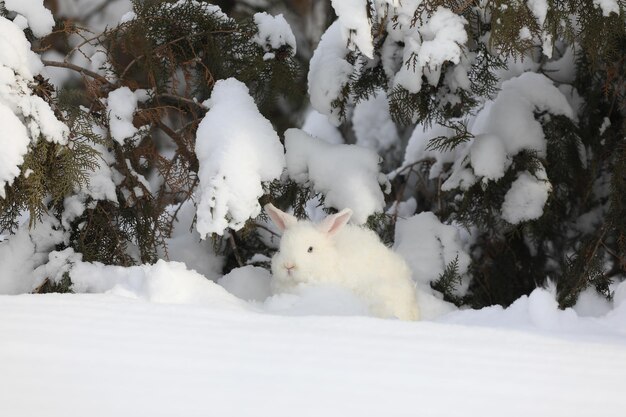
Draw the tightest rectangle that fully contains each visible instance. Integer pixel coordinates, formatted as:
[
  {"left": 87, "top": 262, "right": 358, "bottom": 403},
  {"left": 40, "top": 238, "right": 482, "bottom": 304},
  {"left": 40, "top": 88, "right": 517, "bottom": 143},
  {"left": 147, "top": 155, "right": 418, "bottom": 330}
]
[
  {"left": 154, "top": 119, "right": 198, "bottom": 169},
  {"left": 41, "top": 59, "right": 113, "bottom": 86},
  {"left": 228, "top": 232, "right": 245, "bottom": 267},
  {"left": 158, "top": 93, "right": 208, "bottom": 111}
]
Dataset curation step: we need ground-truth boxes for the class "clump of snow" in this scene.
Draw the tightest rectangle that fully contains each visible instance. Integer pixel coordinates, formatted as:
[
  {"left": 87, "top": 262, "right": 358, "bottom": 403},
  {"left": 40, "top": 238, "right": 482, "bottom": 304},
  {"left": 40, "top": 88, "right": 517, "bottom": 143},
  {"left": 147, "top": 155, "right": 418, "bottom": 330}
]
[
  {"left": 394, "top": 7, "right": 468, "bottom": 93},
  {"left": 593, "top": 0, "right": 621, "bottom": 16},
  {"left": 252, "top": 12, "right": 296, "bottom": 55},
  {"left": 89, "top": 49, "right": 116, "bottom": 82},
  {"left": 4, "top": 0, "right": 55, "bottom": 38},
  {"left": 0, "top": 225, "right": 40, "bottom": 294},
  {"left": 501, "top": 168, "right": 552, "bottom": 224},
  {"left": 107, "top": 87, "right": 138, "bottom": 144},
  {"left": 394, "top": 212, "right": 471, "bottom": 290},
  {"left": 526, "top": 0, "right": 548, "bottom": 26},
  {"left": 387, "top": 197, "right": 417, "bottom": 219},
  {"left": 284, "top": 128, "right": 387, "bottom": 224},
  {"left": 0, "top": 16, "right": 70, "bottom": 189},
  {"left": 519, "top": 26, "right": 532, "bottom": 40},
  {"left": 0, "top": 16, "right": 43, "bottom": 78},
  {"left": 440, "top": 72, "right": 574, "bottom": 222},
  {"left": 61, "top": 139, "right": 119, "bottom": 229},
  {"left": 475, "top": 72, "right": 574, "bottom": 158},
  {"left": 195, "top": 78, "right": 285, "bottom": 237},
  {"left": 84, "top": 142, "right": 119, "bottom": 201},
  {"left": 352, "top": 90, "right": 398, "bottom": 153},
  {"left": 330, "top": 0, "right": 373, "bottom": 58},
  {"left": 155, "top": 0, "right": 231, "bottom": 24},
  {"left": 218, "top": 265, "right": 272, "bottom": 302},
  {"left": 417, "top": 7, "right": 468, "bottom": 86},
  {"left": 32, "top": 248, "right": 82, "bottom": 285},
  {"left": 307, "top": 21, "right": 353, "bottom": 126},
  {"left": 119, "top": 11, "right": 137, "bottom": 24},
  {"left": 70, "top": 259, "right": 248, "bottom": 309},
  {"left": 599, "top": 117, "right": 611, "bottom": 135},
  {"left": 0, "top": 103, "right": 30, "bottom": 198},
  {"left": 301, "top": 109, "right": 344, "bottom": 144},
  {"left": 0, "top": 214, "right": 70, "bottom": 294},
  {"left": 469, "top": 134, "right": 509, "bottom": 180}
]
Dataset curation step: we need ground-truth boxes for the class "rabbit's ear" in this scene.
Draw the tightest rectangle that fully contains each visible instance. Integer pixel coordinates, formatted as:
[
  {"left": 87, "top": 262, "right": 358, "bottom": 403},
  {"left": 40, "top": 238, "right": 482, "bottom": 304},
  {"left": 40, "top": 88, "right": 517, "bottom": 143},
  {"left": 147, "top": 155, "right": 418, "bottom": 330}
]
[
  {"left": 318, "top": 208, "right": 353, "bottom": 236},
  {"left": 265, "top": 203, "right": 297, "bottom": 232}
]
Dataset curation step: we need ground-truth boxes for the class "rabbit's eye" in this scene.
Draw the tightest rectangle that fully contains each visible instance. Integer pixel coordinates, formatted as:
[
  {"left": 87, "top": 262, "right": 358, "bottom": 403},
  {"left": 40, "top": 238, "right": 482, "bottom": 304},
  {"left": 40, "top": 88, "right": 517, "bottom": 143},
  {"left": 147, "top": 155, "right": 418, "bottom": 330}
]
[{"left": 307, "top": 246, "right": 313, "bottom": 253}]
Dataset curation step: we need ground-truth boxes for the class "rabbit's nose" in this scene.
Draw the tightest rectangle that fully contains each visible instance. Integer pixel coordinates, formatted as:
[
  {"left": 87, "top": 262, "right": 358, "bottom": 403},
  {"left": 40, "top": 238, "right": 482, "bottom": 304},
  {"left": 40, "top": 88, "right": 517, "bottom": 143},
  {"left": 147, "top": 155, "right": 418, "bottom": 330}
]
[{"left": 283, "top": 262, "right": 295, "bottom": 272}]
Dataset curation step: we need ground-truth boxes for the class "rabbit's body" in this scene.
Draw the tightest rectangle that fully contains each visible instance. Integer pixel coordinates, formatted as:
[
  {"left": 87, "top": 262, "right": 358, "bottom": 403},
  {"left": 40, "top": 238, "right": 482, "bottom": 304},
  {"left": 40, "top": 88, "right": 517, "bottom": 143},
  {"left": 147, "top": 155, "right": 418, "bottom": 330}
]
[{"left": 266, "top": 204, "right": 419, "bottom": 321}]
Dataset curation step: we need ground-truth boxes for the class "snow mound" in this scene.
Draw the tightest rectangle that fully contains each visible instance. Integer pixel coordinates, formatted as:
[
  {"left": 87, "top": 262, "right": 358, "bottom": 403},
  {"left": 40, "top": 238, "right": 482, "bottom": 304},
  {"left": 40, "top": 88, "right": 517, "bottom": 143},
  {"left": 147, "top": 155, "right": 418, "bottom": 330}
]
[
  {"left": 264, "top": 284, "right": 372, "bottom": 317},
  {"left": 284, "top": 128, "right": 387, "bottom": 224},
  {"left": 70, "top": 259, "right": 248, "bottom": 310},
  {"left": 195, "top": 78, "right": 285, "bottom": 237},
  {"left": 218, "top": 265, "right": 272, "bottom": 302},
  {"left": 442, "top": 286, "right": 626, "bottom": 339}
]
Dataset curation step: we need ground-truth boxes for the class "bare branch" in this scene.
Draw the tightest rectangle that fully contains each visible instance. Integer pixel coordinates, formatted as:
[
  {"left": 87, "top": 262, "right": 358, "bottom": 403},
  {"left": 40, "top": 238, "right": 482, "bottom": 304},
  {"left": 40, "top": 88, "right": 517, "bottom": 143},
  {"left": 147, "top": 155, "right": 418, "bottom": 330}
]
[{"left": 41, "top": 59, "right": 113, "bottom": 86}]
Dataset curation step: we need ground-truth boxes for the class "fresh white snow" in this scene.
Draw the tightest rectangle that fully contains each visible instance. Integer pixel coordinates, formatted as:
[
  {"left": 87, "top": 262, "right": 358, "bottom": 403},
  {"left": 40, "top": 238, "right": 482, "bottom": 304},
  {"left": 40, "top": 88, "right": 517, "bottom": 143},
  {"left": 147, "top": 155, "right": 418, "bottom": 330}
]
[
  {"left": 330, "top": 0, "right": 373, "bottom": 58},
  {"left": 195, "top": 78, "right": 285, "bottom": 237},
  {"left": 1, "top": 285, "right": 625, "bottom": 417},
  {"left": 394, "top": 212, "right": 471, "bottom": 289},
  {"left": 252, "top": 12, "right": 296, "bottom": 55},
  {"left": 501, "top": 168, "right": 552, "bottom": 224},
  {"left": 3, "top": 0, "right": 55, "bottom": 38},
  {"left": 307, "top": 21, "right": 353, "bottom": 126},
  {"left": 106, "top": 86, "right": 139, "bottom": 145},
  {"left": 284, "top": 128, "right": 388, "bottom": 224},
  {"left": 0, "top": 103, "right": 30, "bottom": 198}
]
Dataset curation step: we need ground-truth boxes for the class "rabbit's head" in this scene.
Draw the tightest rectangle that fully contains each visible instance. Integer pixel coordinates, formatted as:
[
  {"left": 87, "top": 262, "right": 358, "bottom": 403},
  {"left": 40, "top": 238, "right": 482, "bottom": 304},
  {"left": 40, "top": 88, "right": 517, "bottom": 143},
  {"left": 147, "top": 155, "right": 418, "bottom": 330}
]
[{"left": 265, "top": 203, "right": 352, "bottom": 285}]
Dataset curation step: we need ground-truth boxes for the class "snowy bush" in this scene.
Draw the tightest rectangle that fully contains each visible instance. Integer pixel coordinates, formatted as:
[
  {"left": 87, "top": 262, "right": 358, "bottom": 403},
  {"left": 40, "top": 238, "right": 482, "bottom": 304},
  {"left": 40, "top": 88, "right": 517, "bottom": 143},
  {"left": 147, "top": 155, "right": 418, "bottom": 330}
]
[{"left": 0, "top": 0, "right": 624, "bottom": 313}]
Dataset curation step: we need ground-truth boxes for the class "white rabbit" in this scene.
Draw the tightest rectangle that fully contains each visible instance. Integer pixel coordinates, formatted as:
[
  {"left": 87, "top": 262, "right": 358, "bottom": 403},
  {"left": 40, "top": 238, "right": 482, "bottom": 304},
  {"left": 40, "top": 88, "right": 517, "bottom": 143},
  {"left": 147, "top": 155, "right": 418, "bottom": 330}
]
[{"left": 265, "top": 203, "right": 419, "bottom": 321}]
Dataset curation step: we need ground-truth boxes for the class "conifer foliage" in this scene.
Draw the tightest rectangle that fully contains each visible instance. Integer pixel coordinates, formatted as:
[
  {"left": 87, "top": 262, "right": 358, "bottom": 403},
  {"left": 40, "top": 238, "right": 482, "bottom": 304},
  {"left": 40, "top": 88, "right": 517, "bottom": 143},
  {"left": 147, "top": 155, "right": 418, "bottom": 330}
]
[{"left": 0, "top": 0, "right": 624, "bottom": 309}]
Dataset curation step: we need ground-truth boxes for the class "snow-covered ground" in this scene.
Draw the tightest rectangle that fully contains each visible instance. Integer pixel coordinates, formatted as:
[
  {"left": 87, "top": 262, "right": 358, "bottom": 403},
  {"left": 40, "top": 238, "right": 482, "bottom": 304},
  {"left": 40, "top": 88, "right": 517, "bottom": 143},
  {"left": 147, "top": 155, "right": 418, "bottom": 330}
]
[{"left": 1, "top": 268, "right": 625, "bottom": 417}]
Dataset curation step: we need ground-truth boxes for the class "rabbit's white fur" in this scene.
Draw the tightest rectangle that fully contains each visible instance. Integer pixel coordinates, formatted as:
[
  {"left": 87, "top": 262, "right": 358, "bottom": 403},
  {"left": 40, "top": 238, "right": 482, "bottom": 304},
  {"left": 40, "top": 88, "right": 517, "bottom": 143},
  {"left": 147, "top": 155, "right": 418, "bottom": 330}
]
[{"left": 266, "top": 204, "right": 419, "bottom": 321}]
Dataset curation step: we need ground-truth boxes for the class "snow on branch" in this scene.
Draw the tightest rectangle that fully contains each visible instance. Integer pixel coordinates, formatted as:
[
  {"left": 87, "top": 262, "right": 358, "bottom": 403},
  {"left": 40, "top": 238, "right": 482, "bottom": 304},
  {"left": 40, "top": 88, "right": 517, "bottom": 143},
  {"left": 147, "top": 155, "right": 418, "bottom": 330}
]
[
  {"left": 284, "top": 128, "right": 388, "bottom": 224},
  {"left": 0, "top": 16, "right": 69, "bottom": 197},
  {"left": 195, "top": 78, "right": 285, "bottom": 237}
]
